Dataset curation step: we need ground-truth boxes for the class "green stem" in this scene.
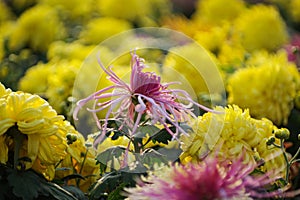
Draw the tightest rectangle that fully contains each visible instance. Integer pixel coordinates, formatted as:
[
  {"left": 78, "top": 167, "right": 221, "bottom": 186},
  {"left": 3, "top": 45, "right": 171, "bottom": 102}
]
[
  {"left": 290, "top": 146, "right": 300, "bottom": 163},
  {"left": 8, "top": 126, "right": 25, "bottom": 169},
  {"left": 281, "top": 139, "right": 290, "bottom": 183},
  {"left": 76, "top": 149, "right": 89, "bottom": 187}
]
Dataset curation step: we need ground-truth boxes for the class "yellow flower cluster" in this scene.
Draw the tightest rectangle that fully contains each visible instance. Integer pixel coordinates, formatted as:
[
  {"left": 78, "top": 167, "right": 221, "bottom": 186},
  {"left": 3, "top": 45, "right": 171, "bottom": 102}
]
[
  {"left": 8, "top": 5, "right": 66, "bottom": 52},
  {"left": 227, "top": 51, "right": 300, "bottom": 125},
  {"left": 180, "top": 105, "right": 286, "bottom": 175},
  {"left": 19, "top": 59, "right": 82, "bottom": 114},
  {"left": 0, "top": 82, "right": 68, "bottom": 180}
]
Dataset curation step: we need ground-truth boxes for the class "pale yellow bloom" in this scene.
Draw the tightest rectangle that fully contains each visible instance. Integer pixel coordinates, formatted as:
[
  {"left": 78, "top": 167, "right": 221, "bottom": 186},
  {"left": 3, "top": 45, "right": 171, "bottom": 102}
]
[
  {"left": 227, "top": 51, "right": 300, "bottom": 125},
  {"left": 180, "top": 105, "right": 286, "bottom": 176},
  {"left": 233, "top": 5, "right": 288, "bottom": 52}
]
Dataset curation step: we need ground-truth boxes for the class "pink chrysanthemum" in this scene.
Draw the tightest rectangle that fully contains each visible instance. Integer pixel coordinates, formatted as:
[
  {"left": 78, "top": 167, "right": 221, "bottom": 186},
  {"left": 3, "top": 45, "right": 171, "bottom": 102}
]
[
  {"left": 125, "top": 156, "right": 300, "bottom": 200},
  {"left": 73, "top": 52, "right": 216, "bottom": 144}
]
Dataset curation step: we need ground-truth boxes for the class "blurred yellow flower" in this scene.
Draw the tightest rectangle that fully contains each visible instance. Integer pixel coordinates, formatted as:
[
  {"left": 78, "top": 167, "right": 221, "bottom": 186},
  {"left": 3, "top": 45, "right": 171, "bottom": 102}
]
[
  {"left": 193, "top": 0, "right": 246, "bottom": 25},
  {"left": 79, "top": 17, "right": 132, "bottom": 45},
  {"left": 95, "top": 0, "right": 171, "bottom": 26},
  {"left": 227, "top": 51, "right": 300, "bottom": 125},
  {"left": 47, "top": 41, "right": 95, "bottom": 61},
  {"left": 19, "top": 59, "right": 81, "bottom": 114},
  {"left": 38, "top": 0, "right": 94, "bottom": 22},
  {"left": 0, "top": 1, "right": 14, "bottom": 24},
  {"left": 8, "top": 5, "right": 66, "bottom": 52},
  {"left": 0, "top": 88, "right": 68, "bottom": 180},
  {"left": 233, "top": 5, "right": 288, "bottom": 52},
  {"left": 289, "top": 0, "right": 300, "bottom": 23},
  {"left": 180, "top": 105, "right": 286, "bottom": 176},
  {"left": 162, "top": 44, "right": 223, "bottom": 97}
]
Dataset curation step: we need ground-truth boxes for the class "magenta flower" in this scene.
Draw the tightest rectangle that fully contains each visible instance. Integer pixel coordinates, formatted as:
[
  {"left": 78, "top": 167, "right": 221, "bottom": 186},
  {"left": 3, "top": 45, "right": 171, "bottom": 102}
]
[
  {"left": 73, "top": 52, "right": 216, "bottom": 144},
  {"left": 124, "top": 156, "right": 300, "bottom": 200}
]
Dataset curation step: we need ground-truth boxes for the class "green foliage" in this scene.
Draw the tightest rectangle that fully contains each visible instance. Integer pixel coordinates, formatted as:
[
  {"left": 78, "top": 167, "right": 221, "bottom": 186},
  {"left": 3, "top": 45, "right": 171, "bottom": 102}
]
[{"left": 0, "top": 164, "right": 78, "bottom": 200}]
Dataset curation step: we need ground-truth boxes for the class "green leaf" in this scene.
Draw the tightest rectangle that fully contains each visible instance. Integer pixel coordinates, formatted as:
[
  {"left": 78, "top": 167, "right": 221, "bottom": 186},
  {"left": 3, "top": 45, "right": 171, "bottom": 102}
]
[
  {"left": 61, "top": 173, "right": 85, "bottom": 182},
  {"left": 7, "top": 169, "right": 40, "bottom": 200},
  {"left": 107, "top": 183, "right": 127, "bottom": 200},
  {"left": 150, "top": 123, "right": 192, "bottom": 145},
  {"left": 89, "top": 169, "right": 144, "bottom": 200},
  {"left": 150, "top": 128, "right": 172, "bottom": 144},
  {"left": 142, "top": 149, "right": 167, "bottom": 166},
  {"left": 7, "top": 169, "right": 78, "bottom": 200},
  {"left": 62, "top": 185, "right": 87, "bottom": 200},
  {"left": 135, "top": 125, "right": 160, "bottom": 138},
  {"left": 96, "top": 146, "right": 126, "bottom": 173}
]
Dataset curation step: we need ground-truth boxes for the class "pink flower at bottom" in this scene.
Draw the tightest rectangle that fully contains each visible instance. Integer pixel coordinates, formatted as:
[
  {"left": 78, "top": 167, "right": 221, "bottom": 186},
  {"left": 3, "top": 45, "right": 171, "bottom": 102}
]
[{"left": 124, "top": 156, "right": 300, "bottom": 200}]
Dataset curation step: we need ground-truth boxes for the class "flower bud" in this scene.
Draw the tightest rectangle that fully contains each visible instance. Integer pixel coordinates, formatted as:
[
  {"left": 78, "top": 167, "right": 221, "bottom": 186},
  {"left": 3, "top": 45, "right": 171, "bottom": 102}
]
[
  {"left": 274, "top": 128, "right": 290, "bottom": 140},
  {"left": 266, "top": 137, "right": 276, "bottom": 146}
]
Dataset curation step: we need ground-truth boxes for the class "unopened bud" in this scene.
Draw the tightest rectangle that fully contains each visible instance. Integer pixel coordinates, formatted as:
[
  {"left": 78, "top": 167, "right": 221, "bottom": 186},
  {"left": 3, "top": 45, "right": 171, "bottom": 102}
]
[
  {"left": 274, "top": 128, "right": 290, "bottom": 140},
  {"left": 266, "top": 137, "right": 276, "bottom": 146}
]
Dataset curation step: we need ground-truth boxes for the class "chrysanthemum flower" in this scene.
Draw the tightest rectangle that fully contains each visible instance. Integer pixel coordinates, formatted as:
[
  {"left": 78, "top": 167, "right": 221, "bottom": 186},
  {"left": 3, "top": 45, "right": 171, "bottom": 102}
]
[
  {"left": 8, "top": 5, "right": 66, "bottom": 52},
  {"left": 289, "top": 0, "right": 300, "bottom": 23},
  {"left": 73, "top": 52, "right": 216, "bottom": 145},
  {"left": 79, "top": 17, "right": 132, "bottom": 45},
  {"left": 193, "top": 0, "right": 246, "bottom": 25},
  {"left": 233, "top": 4, "right": 288, "bottom": 52},
  {"left": 0, "top": 85, "right": 68, "bottom": 180},
  {"left": 180, "top": 105, "right": 286, "bottom": 177},
  {"left": 227, "top": 51, "right": 300, "bottom": 125},
  {"left": 125, "top": 155, "right": 298, "bottom": 200}
]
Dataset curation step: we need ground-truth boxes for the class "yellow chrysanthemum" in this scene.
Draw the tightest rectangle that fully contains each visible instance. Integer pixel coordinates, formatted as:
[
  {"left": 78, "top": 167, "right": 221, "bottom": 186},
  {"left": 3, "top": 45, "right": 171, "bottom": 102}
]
[
  {"left": 233, "top": 5, "right": 288, "bottom": 52},
  {"left": 289, "top": 0, "right": 300, "bottom": 23},
  {"left": 194, "top": 22, "right": 230, "bottom": 53},
  {"left": 8, "top": 5, "right": 66, "bottom": 52},
  {"left": 193, "top": 0, "right": 246, "bottom": 25},
  {"left": 19, "top": 59, "right": 81, "bottom": 113},
  {"left": 0, "top": 82, "right": 11, "bottom": 98},
  {"left": 180, "top": 105, "right": 286, "bottom": 175},
  {"left": 55, "top": 121, "right": 100, "bottom": 192},
  {"left": 0, "top": 1, "right": 14, "bottom": 24},
  {"left": 217, "top": 43, "right": 247, "bottom": 73},
  {"left": 95, "top": 0, "right": 170, "bottom": 26},
  {"left": 38, "top": 0, "right": 94, "bottom": 22},
  {"left": 162, "top": 44, "right": 223, "bottom": 97},
  {"left": 227, "top": 51, "right": 300, "bottom": 125},
  {"left": 0, "top": 89, "right": 68, "bottom": 180},
  {"left": 47, "top": 41, "right": 96, "bottom": 61},
  {"left": 79, "top": 17, "right": 132, "bottom": 45}
]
